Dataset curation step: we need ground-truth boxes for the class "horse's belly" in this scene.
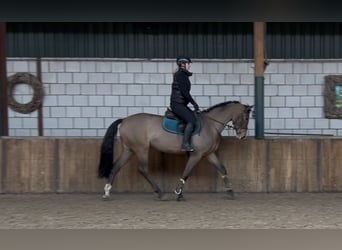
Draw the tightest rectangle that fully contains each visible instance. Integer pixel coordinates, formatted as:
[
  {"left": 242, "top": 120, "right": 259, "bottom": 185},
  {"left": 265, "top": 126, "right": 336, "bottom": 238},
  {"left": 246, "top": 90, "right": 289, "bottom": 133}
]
[{"left": 150, "top": 135, "right": 183, "bottom": 154}]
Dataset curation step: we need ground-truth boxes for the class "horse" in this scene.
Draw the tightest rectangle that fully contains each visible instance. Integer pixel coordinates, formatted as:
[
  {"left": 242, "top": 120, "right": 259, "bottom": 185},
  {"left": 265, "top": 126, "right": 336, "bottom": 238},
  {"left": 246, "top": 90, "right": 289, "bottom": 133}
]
[{"left": 98, "top": 101, "right": 253, "bottom": 201}]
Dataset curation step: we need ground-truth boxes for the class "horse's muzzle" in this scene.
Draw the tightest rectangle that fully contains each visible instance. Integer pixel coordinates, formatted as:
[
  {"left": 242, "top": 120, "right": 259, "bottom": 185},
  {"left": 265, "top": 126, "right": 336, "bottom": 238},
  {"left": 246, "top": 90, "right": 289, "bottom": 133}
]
[
  {"left": 236, "top": 134, "right": 247, "bottom": 140},
  {"left": 236, "top": 129, "right": 247, "bottom": 140}
]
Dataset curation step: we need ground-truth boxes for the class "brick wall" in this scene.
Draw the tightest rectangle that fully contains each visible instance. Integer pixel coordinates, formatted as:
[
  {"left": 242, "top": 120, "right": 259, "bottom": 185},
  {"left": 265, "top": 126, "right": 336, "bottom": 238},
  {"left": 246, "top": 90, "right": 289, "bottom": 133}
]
[{"left": 6, "top": 58, "right": 342, "bottom": 137}]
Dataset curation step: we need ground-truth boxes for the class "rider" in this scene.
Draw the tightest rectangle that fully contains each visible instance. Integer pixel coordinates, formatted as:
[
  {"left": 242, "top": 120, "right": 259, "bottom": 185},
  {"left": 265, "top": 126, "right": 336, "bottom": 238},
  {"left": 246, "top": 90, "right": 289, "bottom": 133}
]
[{"left": 170, "top": 56, "right": 199, "bottom": 152}]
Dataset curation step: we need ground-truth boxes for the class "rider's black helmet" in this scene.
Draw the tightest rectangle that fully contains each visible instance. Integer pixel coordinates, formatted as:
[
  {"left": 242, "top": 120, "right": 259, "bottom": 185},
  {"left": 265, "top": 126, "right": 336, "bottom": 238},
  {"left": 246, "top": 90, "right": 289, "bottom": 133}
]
[{"left": 176, "top": 56, "right": 192, "bottom": 66}]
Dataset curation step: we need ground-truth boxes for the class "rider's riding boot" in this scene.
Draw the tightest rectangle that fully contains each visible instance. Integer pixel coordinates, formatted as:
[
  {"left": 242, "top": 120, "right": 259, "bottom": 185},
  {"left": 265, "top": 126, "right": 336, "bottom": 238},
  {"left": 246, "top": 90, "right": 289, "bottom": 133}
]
[{"left": 181, "top": 123, "right": 194, "bottom": 152}]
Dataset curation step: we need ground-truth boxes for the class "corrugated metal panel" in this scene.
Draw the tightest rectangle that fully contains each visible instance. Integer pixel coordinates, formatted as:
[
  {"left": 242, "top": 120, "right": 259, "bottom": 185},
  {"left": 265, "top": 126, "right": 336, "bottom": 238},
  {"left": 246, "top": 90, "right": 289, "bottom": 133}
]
[
  {"left": 7, "top": 22, "right": 342, "bottom": 59},
  {"left": 266, "top": 22, "right": 342, "bottom": 59},
  {"left": 6, "top": 22, "right": 254, "bottom": 59}
]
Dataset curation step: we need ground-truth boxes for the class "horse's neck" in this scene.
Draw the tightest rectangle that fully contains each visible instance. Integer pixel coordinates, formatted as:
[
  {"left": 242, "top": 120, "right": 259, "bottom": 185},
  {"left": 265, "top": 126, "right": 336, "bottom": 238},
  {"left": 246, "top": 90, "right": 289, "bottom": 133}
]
[{"left": 205, "top": 106, "right": 233, "bottom": 130}]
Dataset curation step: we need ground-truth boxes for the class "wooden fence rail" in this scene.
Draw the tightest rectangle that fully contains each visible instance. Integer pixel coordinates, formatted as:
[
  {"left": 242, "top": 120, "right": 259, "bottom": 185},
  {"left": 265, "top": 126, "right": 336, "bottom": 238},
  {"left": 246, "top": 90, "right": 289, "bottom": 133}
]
[{"left": 1, "top": 137, "right": 341, "bottom": 193}]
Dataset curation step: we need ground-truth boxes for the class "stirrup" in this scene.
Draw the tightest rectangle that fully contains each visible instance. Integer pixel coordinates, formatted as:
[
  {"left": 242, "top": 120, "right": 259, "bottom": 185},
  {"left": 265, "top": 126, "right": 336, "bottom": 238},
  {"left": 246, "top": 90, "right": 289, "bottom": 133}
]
[{"left": 181, "top": 144, "right": 194, "bottom": 152}]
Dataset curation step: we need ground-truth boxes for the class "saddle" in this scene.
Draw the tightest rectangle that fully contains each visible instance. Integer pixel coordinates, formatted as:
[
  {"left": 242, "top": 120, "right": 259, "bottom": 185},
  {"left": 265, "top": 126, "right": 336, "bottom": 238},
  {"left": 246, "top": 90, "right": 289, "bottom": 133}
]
[
  {"left": 162, "top": 107, "right": 201, "bottom": 135},
  {"left": 164, "top": 108, "right": 186, "bottom": 130}
]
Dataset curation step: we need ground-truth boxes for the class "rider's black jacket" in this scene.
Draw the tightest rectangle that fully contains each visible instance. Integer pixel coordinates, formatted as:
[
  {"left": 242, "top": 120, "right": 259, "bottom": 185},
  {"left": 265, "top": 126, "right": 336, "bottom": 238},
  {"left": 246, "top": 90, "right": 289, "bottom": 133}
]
[{"left": 170, "top": 68, "right": 197, "bottom": 106}]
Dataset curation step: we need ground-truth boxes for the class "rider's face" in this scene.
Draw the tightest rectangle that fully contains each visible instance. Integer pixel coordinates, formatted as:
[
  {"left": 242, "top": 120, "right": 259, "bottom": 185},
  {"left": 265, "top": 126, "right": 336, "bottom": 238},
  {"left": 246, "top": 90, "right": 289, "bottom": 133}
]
[{"left": 184, "top": 62, "right": 191, "bottom": 71}]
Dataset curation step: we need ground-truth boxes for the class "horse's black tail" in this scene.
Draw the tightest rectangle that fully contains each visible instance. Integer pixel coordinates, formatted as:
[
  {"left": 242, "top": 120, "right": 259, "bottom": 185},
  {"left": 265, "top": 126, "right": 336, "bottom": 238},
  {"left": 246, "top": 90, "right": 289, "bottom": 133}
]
[{"left": 98, "top": 118, "right": 123, "bottom": 178}]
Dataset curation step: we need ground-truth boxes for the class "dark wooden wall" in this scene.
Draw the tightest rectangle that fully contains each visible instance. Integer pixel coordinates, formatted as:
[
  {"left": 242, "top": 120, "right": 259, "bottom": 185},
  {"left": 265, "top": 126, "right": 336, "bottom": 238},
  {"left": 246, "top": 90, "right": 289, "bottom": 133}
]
[{"left": 1, "top": 137, "right": 341, "bottom": 193}]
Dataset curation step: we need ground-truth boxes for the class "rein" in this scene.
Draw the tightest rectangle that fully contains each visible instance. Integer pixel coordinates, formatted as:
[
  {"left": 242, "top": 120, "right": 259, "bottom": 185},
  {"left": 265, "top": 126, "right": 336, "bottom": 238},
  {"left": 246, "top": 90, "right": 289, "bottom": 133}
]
[{"left": 204, "top": 114, "right": 235, "bottom": 130}]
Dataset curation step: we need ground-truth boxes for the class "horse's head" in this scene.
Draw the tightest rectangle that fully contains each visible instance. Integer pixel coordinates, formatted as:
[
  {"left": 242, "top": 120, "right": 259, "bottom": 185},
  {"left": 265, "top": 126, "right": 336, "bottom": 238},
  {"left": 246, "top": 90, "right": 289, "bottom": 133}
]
[
  {"left": 231, "top": 105, "right": 253, "bottom": 140},
  {"left": 203, "top": 101, "right": 253, "bottom": 139}
]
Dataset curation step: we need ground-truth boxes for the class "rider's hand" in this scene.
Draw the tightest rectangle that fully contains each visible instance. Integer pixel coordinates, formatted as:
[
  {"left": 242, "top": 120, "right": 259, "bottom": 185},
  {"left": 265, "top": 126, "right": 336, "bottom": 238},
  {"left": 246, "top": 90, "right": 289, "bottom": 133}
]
[{"left": 194, "top": 103, "right": 200, "bottom": 113}]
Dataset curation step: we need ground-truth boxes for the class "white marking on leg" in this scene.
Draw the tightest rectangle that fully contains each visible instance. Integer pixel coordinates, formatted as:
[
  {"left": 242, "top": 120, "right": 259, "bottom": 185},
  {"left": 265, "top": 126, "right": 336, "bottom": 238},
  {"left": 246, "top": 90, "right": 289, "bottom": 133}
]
[
  {"left": 174, "top": 188, "right": 182, "bottom": 195},
  {"left": 174, "top": 178, "right": 186, "bottom": 195},
  {"left": 103, "top": 183, "right": 112, "bottom": 198}
]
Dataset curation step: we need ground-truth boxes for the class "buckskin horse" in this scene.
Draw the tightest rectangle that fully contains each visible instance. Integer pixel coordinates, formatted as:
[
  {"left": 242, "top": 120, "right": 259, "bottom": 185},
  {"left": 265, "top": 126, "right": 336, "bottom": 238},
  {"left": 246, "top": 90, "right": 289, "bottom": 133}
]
[{"left": 98, "top": 101, "right": 253, "bottom": 201}]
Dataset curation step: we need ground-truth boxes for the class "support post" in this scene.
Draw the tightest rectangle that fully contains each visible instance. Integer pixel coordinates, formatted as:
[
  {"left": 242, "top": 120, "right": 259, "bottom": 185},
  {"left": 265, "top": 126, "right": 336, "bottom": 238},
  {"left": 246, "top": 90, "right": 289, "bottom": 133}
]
[
  {"left": 254, "top": 22, "right": 266, "bottom": 139},
  {"left": 0, "top": 22, "right": 8, "bottom": 136},
  {"left": 37, "top": 58, "right": 44, "bottom": 136}
]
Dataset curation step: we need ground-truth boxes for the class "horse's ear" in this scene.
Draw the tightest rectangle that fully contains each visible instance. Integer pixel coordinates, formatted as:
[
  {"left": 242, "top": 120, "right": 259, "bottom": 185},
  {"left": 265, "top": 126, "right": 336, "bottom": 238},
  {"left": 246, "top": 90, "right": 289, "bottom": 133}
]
[{"left": 246, "top": 105, "right": 254, "bottom": 112}]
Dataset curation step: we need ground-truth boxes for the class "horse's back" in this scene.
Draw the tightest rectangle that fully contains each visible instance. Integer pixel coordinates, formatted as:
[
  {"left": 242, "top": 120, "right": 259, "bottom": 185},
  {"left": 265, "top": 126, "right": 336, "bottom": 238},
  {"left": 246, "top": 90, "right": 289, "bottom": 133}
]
[
  {"left": 119, "top": 112, "right": 184, "bottom": 152},
  {"left": 122, "top": 113, "right": 162, "bottom": 126},
  {"left": 119, "top": 113, "right": 163, "bottom": 137}
]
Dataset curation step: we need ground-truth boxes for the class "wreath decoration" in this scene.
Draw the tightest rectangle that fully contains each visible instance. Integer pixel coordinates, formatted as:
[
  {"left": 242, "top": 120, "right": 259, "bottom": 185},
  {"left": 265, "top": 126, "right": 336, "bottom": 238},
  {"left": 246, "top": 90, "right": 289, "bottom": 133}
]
[{"left": 7, "top": 72, "right": 44, "bottom": 114}]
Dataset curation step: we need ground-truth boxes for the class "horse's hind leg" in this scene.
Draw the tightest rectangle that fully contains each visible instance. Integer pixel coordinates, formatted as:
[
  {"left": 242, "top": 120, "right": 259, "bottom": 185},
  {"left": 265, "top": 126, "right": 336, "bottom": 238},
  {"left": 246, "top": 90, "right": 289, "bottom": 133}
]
[
  {"left": 206, "top": 153, "right": 235, "bottom": 199},
  {"left": 103, "top": 149, "right": 133, "bottom": 199},
  {"left": 135, "top": 151, "right": 164, "bottom": 200},
  {"left": 174, "top": 154, "right": 203, "bottom": 201}
]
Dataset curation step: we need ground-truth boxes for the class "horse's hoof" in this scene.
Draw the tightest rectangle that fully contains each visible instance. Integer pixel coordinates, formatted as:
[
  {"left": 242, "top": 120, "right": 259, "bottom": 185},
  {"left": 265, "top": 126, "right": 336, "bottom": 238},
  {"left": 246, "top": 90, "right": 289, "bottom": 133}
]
[
  {"left": 158, "top": 196, "right": 170, "bottom": 201},
  {"left": 154, "top": 192, "right": 168, "bottom": 201},
  {"left": 225, "top": 190, "right": 235, "bottom": 200},
  {"left": 176, "top": 195, "right": 186, "bottom": 202},
  {"left": 102, "top": 195, "right": 110, "bottom": 200}
]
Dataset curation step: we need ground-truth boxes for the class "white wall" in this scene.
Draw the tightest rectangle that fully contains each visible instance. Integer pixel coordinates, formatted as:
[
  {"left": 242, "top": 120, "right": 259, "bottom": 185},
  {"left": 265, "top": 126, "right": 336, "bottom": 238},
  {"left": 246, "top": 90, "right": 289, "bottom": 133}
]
[{"left": 6, "top": 58, "right": 342, "bottom": 137}]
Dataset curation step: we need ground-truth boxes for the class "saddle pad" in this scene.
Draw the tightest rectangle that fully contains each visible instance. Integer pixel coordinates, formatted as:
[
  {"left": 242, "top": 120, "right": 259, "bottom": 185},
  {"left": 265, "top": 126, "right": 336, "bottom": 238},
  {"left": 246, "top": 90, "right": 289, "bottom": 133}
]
[{"left": 162, "top": 117, "right": 201, "bottom": 135}]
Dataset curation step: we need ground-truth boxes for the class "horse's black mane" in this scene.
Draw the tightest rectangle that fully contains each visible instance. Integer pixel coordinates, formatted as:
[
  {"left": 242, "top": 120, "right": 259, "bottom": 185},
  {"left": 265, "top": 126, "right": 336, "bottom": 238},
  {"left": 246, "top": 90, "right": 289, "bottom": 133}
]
[{"left": 202, "top": 100, "right": 241, "bottom": 113}]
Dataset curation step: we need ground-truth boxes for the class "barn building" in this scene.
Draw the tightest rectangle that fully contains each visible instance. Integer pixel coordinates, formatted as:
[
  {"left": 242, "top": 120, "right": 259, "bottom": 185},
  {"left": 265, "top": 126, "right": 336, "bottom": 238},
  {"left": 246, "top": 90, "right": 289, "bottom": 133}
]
[{"left": 1, "top": 21, "right": 342, "bottom": 193}]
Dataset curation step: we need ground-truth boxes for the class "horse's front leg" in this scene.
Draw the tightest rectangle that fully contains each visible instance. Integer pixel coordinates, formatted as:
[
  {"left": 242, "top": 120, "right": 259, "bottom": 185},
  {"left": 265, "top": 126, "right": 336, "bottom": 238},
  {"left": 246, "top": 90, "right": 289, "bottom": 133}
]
[{"left": 206, "top": 153, "right": 235, "bottom": 199}]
